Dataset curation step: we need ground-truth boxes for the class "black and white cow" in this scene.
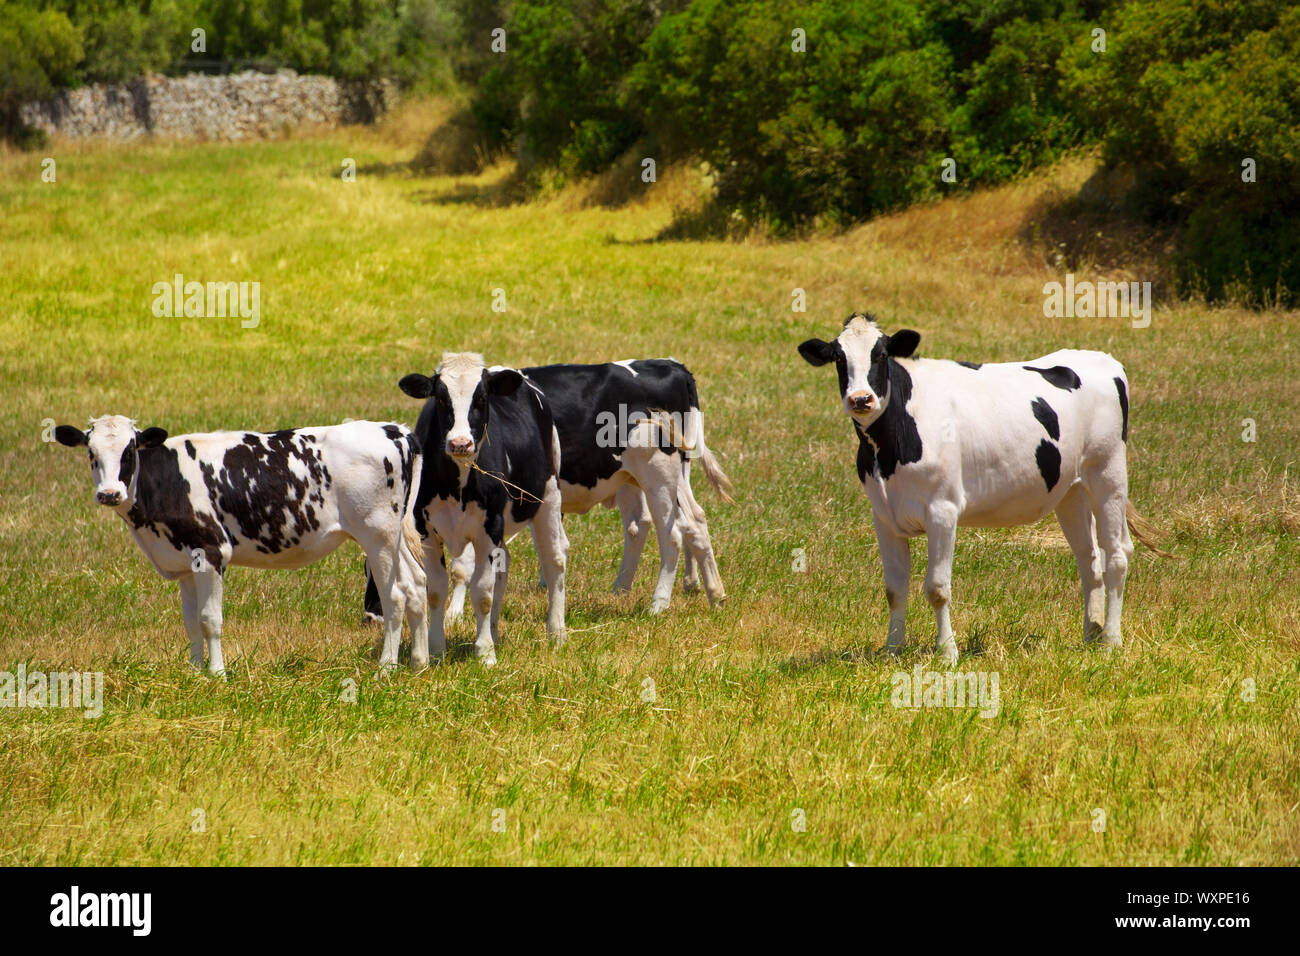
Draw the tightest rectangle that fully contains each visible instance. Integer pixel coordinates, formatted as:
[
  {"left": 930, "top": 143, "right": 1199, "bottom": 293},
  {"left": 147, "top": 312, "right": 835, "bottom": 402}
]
[
  {"left": 55, "top": 416, "right": 427, "bottom": 675},
  {"left": 396, "top": 352, "right": 568, "bottom": 666},
  {"left": 798, "top": 313, "right": 1168, "bottom": 662},
  {"left": 365, "top": 358, "right": 733, "bottom": 621},
  {"left": 521, "top": 359, "right": 732, "bottom": 612}
]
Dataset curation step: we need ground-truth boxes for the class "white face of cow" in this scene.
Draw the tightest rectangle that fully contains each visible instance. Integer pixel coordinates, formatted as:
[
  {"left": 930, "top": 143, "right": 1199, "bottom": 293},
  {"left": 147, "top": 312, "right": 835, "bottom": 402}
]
[
  {"left": 798, "top": 314, "right": 922, "bottom": 428},
  {"left": 438, "top": 352, "right": 489, "bottom": 461},
  {"left": 398, "top": 353, "right": 524, "bottom": 466},
  {"left": 54, "top": 415, "right": 168, "bottom": 508}
]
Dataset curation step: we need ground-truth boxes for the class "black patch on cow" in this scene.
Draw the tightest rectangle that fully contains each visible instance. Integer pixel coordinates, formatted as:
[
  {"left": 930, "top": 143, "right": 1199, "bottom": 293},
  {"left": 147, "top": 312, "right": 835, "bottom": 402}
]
[
  {"left": 1034, "top": 439, "right": 1062, "bottom": 492},
  {"left": 855, "top": 358, "right": 923, "bottom": 481},
  {"left": 1024, "top": 365, "right": 1081, "bottom": 391},
  {"left": 1114, "top": 376, "right": 1129, "bottom": 443},
  {"left": 184, "top": 440, "right": 197, "bottom": 459},
  {"left": 198, "top": 430, "right": 324, "bottom": 555},
  {"left": 118, "top": 439, "right": 137, "bottom": 490},
  {"left": 956, "top": 361, "right": 983, "bottom": 370},
  {"left": 866, "top": 338, "right": 891, "bottom": 399},
  {"left": 1030, "top": 397, "right": 1060, "bottom": 440},
  {"left": 127, "top": 445, "right": 227, "bottom": 570}
]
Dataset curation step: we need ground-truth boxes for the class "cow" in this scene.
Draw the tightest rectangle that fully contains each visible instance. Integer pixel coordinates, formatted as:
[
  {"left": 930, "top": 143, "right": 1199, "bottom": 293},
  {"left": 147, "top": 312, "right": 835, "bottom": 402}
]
[
  {"left": 396, "top": 352, "right": 568, "bottom": 666},
  {"left": 797, "top": 313, "right": 1170, "bottom": 663},
  {"left": 365, "top": 358, "right": 734, "bottom": 622},
  {"left": 54, "top": 416, "right": 427, "bottom": 676}
]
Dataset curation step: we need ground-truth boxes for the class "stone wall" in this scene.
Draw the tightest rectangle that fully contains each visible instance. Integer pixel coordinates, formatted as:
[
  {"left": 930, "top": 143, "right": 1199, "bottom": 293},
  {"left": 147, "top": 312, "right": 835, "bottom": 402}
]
[{"left": 21, "top": 70, "right": 397, "bottom": 141}]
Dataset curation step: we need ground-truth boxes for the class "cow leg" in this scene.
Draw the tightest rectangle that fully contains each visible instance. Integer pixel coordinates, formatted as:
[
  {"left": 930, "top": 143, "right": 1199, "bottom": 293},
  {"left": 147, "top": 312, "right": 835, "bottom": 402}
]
[
  {"left": 179, "top": 574, "right": 204, "bottom": 670},
  {"left": 874, "top": 513, "right": 910, "bottom": 655},
  {"left": 467, "top": 537, "right": 499, "bottom": 666},
  {"left": 488, "top": 544, "right": 510, "bottom": 646},
  {"left": 194, "top": 569, "right": 226, "bottom": 678},
  {"left": 398, "top": 535, "right": 430, "bottom": 670},
  {"left": 679, "top": 470, "right": 699, "bottom": 594},
  {"left": 530, "top": 525, "right": 546, "bottom": 590},
  {"left": 533, "top": 478, "right": 569, "bottom": 646},
  {"left": 673, "top": 477, "right": 725, "bottom": 607},
  {"left": 1091, "top": 477, "right": 1133, "bottom": 651},
  {"left": 1055, "top": 483, "right": 1105, "bottom": 644},
  {"left": 923, "top": 504, "right": 960, "bottom": 664},
  {"left": 623, "top": 446, "right": 683, "bottom": 614},
  {"left": 612, "top": 485, "right": 650, "bottom": 594},
  {"left": 363, "top": 542, "right": 405, "bottom": 672},
  {"left": 424, "top": 540, "right": 449, "bottom": 661},
  {"left": 446, "top": 542, "right": 472, "bottom": 624}
]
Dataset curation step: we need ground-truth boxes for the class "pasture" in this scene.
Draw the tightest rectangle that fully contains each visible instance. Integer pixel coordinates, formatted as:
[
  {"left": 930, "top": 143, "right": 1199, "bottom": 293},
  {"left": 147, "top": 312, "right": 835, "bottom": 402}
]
[{"left": 1, "top": 106, "right": 1296, "bottom": 865}]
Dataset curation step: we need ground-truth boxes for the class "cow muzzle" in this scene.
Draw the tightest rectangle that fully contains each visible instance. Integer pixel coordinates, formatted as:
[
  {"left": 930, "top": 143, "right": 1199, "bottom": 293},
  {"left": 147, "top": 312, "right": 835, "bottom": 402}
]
[
  {"left": 846, "top": 391, "right": 875, "bottom": 413},
  {"left": 446, "top": 437, "right": 475, "bottom": 459},
  {"left": 96, "top": 489, "right": 124, "bottom": 506}
]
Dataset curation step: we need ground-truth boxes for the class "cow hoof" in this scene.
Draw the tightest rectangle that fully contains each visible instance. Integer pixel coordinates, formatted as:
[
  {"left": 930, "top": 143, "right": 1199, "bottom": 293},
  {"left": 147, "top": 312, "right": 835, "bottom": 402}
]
[
  {"left": 648, "top": 599, "right": 670, "bottom": 615},
  {"left": 937, "top": 644, "right": 959, "bottom": 666},
  {"left": 682, "top": 580, "right": 700, "bottom": 595}
]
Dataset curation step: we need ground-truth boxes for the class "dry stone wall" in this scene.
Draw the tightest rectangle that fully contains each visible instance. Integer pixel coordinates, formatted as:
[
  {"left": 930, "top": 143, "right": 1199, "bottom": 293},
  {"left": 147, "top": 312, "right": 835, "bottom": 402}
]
[{"left": 21, "top": 70, "right": 396, "bottom": 141}]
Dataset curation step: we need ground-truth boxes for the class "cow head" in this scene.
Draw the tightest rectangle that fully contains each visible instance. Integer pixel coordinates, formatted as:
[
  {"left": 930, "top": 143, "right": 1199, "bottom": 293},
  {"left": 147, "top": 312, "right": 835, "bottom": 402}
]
[
  {"left": 55, "top": 415, "right": 168, "bottom": 508},
  {"left": 398, "top": 352, "right": 523, "bottom": 465},
  {"left": 798, "top": 313, "right": 920, "bottom": 426}
]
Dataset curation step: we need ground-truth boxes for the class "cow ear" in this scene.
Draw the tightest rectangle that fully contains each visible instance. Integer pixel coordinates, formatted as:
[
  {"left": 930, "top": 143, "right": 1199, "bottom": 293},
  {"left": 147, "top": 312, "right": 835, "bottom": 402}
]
[
  {"left": 887, "top": 329, "right": 920, "bottom": 358},
  {"left": 486, "top": 368, "right": 523, "bottom": 397},
  {"left": 399, "top": 373, "right": 434, "bottom": 399},
  {"left": 138, "top": 427, "right": 168, "bottom": 448},
  {"left": 798, "top": 338, "right": 837, "bottom": 367},
  {"left": 54, "top": 425, "right": 87, "bottom": 447}
]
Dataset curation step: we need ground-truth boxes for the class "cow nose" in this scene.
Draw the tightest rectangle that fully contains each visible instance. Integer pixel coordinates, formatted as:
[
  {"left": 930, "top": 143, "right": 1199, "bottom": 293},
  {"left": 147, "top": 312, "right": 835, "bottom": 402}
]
[
  {"left": 848, "top": 392, "right": 874, "bottom": 412},
  {"left": 447, "top": 438, "right": 474, "bottom": 457},
  {"left": 96, "top": 491, "right": 121, "bottom": 505}
]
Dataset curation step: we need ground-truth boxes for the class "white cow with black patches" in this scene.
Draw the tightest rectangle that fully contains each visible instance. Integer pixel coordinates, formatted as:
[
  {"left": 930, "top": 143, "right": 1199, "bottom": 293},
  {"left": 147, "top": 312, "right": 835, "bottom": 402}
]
[
  {"left": 799, "top": 313, "right": 1168, "bottom": 663},
  {"left": 55, "top": 416, "right": 427, "bottom": 675}
]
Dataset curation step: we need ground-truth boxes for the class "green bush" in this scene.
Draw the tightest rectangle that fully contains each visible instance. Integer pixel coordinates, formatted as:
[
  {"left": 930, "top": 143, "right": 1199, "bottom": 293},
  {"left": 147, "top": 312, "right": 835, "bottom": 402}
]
[
  {"left": 0, "top": 2, "right": 84, "bottom": 147},
  {"left": 1065, "top": 0, "right": 1300, "bottom": 303}
]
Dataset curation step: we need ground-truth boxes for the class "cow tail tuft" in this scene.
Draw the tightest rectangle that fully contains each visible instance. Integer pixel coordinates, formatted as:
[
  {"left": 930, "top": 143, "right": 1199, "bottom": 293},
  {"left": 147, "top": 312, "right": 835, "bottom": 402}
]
[{"left": 1126, "top": 500, "right": 1178, "bottom": 560}]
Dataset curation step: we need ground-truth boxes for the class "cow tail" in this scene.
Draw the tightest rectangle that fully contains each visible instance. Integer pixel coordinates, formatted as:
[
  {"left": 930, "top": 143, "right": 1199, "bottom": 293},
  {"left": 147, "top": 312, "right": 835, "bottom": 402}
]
[
  {"left": 1126, "top": 500, "right": 1177, "bottom": 559},
  {"left": 402, "top": 447, "right": 424, "bottom": 570},
  {"left": 696, "top": 435, "right": 734, "bottom": 505}
]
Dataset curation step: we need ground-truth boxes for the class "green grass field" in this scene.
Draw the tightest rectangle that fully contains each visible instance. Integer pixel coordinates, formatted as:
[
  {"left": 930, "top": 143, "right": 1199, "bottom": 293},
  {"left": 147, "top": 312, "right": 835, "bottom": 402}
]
[{"left": 1, "top": 110, "right": 1297, "bottom": 865}]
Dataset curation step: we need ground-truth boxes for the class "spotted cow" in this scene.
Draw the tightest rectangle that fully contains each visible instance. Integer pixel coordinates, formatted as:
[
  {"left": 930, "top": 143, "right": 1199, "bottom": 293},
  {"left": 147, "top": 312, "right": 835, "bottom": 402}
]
[
  {"left": 798, "top": 313, "right": 1169, "bottom": 662},
  {"left": 397, "top": 352, "right": 568, "bottom": 666},
  {"left": 365, "top": 358, "right": 733, "bottom": 622},
  {"left": 54, "top": 416, "right": 427, "bottom": 675}
]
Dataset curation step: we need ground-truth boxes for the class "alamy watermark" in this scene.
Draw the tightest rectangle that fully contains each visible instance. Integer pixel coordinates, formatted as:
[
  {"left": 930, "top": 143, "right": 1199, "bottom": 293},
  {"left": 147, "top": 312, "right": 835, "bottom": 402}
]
[
  {"left": 595, "top": 404, "right": 698, "bottom": 457},
  {"left": 152, "top": 273, "right": 260, "bottom": 328},
  {"left": 1043, "top": 274, "right": 1151, "bottom": 328},
  {"left": 891, "top": 664, "right": 1000, "bottom": 718},
  {"left": 2, "top": 664, "right": 103, "bottom": 718}
]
